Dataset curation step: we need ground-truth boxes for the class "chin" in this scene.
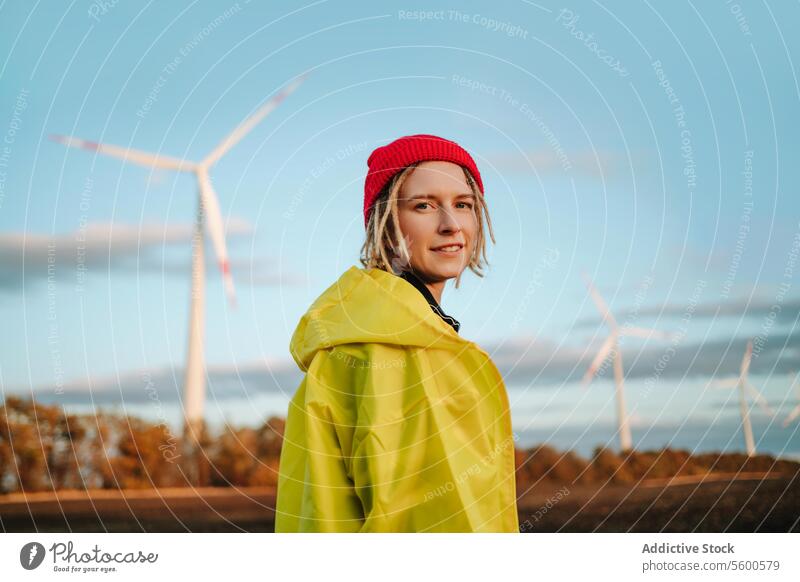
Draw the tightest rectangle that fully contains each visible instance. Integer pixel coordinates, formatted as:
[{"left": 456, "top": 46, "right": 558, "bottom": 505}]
[
  {"left": 418, "top": 253, "right": 466, "bottom": 281},
  {"left": 428, "top": 265, "right": 462, "bottom": 280}
]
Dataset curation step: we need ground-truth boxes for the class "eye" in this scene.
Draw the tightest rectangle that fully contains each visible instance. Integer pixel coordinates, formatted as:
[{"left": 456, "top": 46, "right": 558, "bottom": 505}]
[
  {"left": 414, "top": 202, "right": 431, "bottom": 210},
  {"left": 456, "top": 201, "right": 474, "bottom": 209}
]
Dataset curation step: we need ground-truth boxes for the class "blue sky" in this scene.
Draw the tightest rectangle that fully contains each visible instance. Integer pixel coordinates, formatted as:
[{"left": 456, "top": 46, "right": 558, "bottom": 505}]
[{"left": 1, "top": 1, "right": 799, "bottom": 455}]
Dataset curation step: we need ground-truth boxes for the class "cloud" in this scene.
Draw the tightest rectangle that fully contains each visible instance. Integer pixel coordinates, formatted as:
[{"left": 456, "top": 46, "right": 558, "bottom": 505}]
[
  {"left": 139, "top": 256, "right": 308, "bottom": 286},
  {"left": 479, "top": 332, "right": 800, "bottom": 385},
  {"left": 573, "top": 295, "right": 800, "bottom": 328},
  {"left": 485, "top": 149, "right": 630, "bottom": 178},
  {"left": 16, "top": 331, "right": 800, "bottom": 408},
  {"left": 20, "top": 358, "right": 303, "bottom": 406},
  {"left": 0, "top": 219, "right": 306, "bottom": 291}
]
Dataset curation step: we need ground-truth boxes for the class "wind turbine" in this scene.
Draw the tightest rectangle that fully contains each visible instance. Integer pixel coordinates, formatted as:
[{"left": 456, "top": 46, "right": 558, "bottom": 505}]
[
  {"left": 708, "top": 340, "right": 774, "bottom": 456},
  {"left": 781, "top": 370, "right": 800, "bottom": 428},
  {"left": 51, "top": 74, "right": 308, "bottom": 475},
  {"left": 580, "top": 272, "right": 673, "bottom": 453}
]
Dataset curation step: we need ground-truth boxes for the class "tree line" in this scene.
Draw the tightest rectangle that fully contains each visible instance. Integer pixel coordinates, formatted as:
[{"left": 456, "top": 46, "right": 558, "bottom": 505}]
[
  {"left": 0, "top": 396, "right": 284, "bottom": 493},
  {"left": 0, "top": 396, "right": 797, "bottom": 494}
]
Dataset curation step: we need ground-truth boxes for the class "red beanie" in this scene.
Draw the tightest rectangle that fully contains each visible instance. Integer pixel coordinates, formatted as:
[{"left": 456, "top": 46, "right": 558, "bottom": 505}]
[{"left": 363, "top": 134, "right": 484, "bottom": 228}]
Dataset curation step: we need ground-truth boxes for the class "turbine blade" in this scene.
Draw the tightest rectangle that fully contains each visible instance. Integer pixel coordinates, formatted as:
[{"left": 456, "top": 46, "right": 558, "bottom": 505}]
[
  {"left": 202, "top": 73, "right": 308, "bottom": 167},
  {"left": 740, "top": 340, "right": 753, "bottom": 377},
  {"left": 745, "top": 380, "right": 774, "bottom": 416},
  {"left": 783, "top": 404, "right": 800, "bottom": 428},
  {"left": 582, "top": 335, "right": 616, "bottom": 386},
  {"left": 49, "top": 134, "right": 194, "bottom": 172},
  {"left": 581, "top": 271, "right": 618, "bottom": 328},
  {"left": 197, "top": 170, "right": 237, "bottom": 307}
]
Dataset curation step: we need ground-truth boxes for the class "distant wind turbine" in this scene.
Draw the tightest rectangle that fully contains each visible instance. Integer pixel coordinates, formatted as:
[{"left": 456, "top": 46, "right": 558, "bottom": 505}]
[
  {"left": 709, "top": 340, "right": 774, "bottom": 456},
  {"left": 580, "top": 272, "right": 673, "bottom": 453},
  {"left": 782, "top": 370, "right": 800, "bottom": 428},
  {"left": 51, "top": 74, "right": 308, "bottom": 471}
]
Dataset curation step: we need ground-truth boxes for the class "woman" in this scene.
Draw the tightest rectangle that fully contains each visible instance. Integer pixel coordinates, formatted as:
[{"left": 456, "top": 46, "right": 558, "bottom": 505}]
[{"left": 275, "top": 134, "right": 518, "bottom": 532}]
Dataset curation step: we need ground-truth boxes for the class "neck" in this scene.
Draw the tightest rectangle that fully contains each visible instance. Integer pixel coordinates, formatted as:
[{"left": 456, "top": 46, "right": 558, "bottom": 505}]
[
  {"left": 424, "top": 279, "right": 445, "bottom": 304},
  {"left": 399, "top": 268, "right": 446, "bottom": 304}
]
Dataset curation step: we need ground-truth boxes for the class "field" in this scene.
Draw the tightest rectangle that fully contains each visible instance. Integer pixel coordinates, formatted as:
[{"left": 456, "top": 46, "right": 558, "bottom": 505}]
[
  {"left": 1, "top": 473, "right": 797, "bottom": 532},
  {"left": 516, "top": 473, "right": 799, "bottom": 532}
]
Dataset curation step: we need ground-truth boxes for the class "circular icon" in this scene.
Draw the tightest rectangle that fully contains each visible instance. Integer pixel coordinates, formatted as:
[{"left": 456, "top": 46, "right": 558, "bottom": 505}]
[{"left": 20, "top": 542, "right": 46, "bottom": 570}]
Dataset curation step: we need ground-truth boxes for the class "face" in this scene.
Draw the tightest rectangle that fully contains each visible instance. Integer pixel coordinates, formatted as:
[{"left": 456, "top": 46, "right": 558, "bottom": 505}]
[{"left": 395, "top": 160, "right": 478, "bottom": 287}]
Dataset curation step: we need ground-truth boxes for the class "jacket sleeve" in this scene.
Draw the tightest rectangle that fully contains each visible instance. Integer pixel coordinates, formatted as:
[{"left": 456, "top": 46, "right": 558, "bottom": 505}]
[
  {"left": 343, "top": 343, "right": 479, "bottom": 532},
  {"left": 276, "top": 343, "right": 491, "bottom": 532},
  {"left": 274, "top": 348, "right": 364, "bottom": 532}
]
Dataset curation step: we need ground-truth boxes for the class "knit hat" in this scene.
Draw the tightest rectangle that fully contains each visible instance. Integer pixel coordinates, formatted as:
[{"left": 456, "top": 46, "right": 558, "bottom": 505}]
[{"left": 363, "top": 134, "right": 484, "bottom": 228}]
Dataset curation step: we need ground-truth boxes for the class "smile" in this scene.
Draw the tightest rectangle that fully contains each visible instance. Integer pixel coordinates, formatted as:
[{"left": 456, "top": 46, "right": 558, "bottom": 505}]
[{"left": 431, "top": 244, "right": 463, "bottom": 255}]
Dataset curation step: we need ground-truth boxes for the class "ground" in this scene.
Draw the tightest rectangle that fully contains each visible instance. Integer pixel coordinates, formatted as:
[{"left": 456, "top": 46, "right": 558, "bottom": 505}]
[{"left": 1, "top": 474, "right": 797, "bottom": 532}]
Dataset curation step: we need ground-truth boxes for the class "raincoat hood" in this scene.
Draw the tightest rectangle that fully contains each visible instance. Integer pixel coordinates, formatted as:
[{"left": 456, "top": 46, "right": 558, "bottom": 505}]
[
  {"left": 276, "top": 265, "right": 519, "bottom": 533},
  {"left": 290, "top": 265, "right": 468, "bottom": 372}
]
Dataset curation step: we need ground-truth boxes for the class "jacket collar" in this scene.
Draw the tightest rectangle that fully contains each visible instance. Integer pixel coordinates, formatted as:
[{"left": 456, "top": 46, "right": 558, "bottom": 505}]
[
  {"left": 398, "top": 270, "right": 461, "bottom": 333},
  {"left": 290, "top": 266, "right": 469, "bottom": 371}
]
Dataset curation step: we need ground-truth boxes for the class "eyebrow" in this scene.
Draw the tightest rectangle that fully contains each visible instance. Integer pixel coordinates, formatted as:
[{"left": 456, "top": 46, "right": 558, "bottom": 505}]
[{"left": 403, "top": 193, "right": 475, "bottom": 201}]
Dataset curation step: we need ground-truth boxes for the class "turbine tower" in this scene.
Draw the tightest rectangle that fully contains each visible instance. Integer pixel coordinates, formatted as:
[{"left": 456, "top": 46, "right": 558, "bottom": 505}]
[
  {"left": 580, "top": 272, "right": 672, "bottom": 453},
  {"left": 51, "top": 74, "right": 307, "bottom": 478},
  {"left": 709, "top": 340, "right": 774, "bottom": 456}
]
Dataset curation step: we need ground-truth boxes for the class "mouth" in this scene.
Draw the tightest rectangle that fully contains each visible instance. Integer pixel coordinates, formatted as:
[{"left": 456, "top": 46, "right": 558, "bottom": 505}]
[{"left": 430, "top": 243, "right": 464, "bottom": 256}]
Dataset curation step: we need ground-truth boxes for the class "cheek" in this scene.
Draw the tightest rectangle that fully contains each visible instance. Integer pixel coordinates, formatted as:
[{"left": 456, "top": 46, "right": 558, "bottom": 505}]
[
  {"left": 398, "top": 214, "right": 432, "bottom": 247},
  {"left": 463, "top": 214, "right": 479, "bottom": 240}
]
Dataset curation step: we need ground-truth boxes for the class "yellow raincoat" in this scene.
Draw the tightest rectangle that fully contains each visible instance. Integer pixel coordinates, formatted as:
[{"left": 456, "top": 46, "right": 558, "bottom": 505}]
[{"left": 274, "top": 266, "right": 519, "bottom": 532}]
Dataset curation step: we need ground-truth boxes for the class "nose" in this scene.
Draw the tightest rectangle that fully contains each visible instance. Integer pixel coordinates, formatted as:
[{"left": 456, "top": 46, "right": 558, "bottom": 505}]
[{"left": 438, "top": 206, "right": 461, "bottom": 234}]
